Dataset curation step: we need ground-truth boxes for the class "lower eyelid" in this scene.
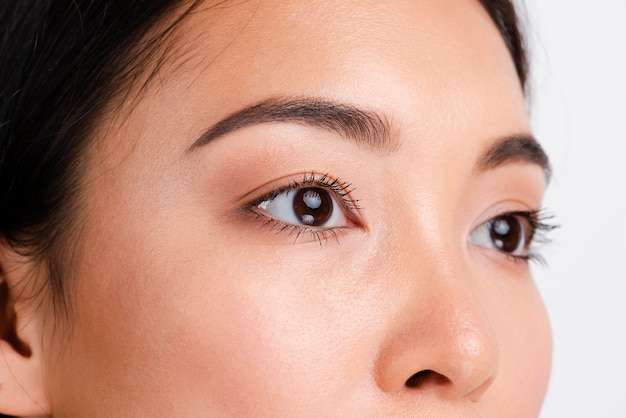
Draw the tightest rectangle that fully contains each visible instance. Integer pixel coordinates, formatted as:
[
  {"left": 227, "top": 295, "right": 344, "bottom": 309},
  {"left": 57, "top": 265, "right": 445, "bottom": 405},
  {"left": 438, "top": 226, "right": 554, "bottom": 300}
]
[{"left": 243, "top": 211, "right": 351, "bottom": 244}]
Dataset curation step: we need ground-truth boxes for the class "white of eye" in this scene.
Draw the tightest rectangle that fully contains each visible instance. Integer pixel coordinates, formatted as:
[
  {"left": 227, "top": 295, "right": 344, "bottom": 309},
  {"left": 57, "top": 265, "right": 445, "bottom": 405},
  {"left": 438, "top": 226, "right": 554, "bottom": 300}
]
[
  {"left": 469, "top": 215, "right": 528, "bottom": 256},
  {"left": 256, "top": 187, "right": 348, "bottom": 228}
]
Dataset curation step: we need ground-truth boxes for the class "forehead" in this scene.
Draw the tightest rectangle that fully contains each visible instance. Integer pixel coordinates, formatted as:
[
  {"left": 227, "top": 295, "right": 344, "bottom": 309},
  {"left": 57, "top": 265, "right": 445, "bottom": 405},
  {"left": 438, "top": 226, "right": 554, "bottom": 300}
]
[
  {"left": 152, "top": 0, "right": 524, "bottom": 110},
  {"left": 97, "top": 0, "right": 528, "bottom": 167}
]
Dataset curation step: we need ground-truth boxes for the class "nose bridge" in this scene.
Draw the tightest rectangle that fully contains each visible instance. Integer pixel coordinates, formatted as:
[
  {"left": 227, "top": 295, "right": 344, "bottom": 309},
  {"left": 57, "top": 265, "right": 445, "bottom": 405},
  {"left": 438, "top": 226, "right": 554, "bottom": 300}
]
[{"left": 374, "top": 205, "right": 499, "bottom": 401}]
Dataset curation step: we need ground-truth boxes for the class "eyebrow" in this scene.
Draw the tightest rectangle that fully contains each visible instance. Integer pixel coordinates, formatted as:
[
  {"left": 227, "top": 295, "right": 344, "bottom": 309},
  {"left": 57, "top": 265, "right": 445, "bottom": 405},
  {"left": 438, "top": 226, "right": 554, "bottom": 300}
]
[
  {"left": 188, "top": 97, "right": 396, "bottom": 152},
  {"left": 475, "top": 135, "right": 552, "bottom": 181},
  {"left": 188, "top": 96, "right": 551, "bottom": 180}
]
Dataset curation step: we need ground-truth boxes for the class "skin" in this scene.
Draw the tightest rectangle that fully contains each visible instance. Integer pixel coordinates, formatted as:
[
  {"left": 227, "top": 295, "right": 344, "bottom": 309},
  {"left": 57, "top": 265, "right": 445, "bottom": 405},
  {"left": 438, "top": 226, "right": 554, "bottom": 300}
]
[{"left": 0, "top": 0, "right": 552, "bottom": 416}]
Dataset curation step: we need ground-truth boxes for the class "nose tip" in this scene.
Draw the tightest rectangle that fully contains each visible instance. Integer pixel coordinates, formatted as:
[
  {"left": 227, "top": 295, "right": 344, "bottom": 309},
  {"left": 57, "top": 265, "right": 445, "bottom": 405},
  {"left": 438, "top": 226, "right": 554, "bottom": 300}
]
[{"left": 375, "top": 295, "right": 499, "bottom": 401}]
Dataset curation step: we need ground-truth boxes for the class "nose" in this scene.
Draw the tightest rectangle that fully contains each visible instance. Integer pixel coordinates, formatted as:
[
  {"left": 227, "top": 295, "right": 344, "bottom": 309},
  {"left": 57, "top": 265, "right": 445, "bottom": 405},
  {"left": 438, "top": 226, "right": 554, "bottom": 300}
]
[{"left": 374, "top": 247, "right": 499, "bottom": 402}]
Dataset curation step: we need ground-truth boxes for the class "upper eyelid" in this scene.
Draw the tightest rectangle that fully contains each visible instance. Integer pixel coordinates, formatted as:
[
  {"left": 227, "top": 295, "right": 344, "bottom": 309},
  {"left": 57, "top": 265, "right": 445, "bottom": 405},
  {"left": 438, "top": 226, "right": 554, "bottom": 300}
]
[
  {"left": 468, "top": 200, "right": 542, "bottom": 231},
  {"left": 477, "top": 210, "right": 541, "bottom": 238},
  {"left": 244, "top": 173, "right": 361, "bottom": 212}
]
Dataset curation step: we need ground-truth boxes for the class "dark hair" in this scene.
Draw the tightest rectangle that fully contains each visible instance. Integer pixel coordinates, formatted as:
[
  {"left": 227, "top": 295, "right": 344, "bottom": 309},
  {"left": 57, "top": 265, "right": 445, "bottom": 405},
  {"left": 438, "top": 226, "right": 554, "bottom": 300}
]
[
  {"left": 0, "top": 0, "right": 205, "bottom": 316},
  {"left": 479, "top": 0, "right": 529, "bottom": 90},
  {"left": 0, "top": 0, "right": 529, "bottom": 316}
]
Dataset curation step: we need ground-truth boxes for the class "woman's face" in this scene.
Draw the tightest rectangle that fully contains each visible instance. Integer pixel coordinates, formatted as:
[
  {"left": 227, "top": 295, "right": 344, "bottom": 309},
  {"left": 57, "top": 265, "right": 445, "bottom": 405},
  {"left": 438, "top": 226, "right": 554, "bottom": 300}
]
[{"left": 42, "top": 0, "right": 551, "bottom": 416}]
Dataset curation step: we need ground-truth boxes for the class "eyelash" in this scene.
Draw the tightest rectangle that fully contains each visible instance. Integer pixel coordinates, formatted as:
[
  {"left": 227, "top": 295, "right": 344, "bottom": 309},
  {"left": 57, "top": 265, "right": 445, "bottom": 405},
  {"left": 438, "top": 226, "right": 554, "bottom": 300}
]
[
  {"left": 243, "top": 174, "right": 558, "bottom": 260},
  {"left": 244, "top": 172, "right": 361, "bottom": 244},
  {"left": 499, "top": 208, "right": 558, "bottom": 264}
]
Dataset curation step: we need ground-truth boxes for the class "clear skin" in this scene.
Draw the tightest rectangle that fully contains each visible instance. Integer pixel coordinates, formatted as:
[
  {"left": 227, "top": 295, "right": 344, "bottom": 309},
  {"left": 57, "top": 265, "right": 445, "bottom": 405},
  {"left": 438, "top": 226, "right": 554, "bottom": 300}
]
[{"left": 0, "top": 0, "right": 552, "bottom": 416}]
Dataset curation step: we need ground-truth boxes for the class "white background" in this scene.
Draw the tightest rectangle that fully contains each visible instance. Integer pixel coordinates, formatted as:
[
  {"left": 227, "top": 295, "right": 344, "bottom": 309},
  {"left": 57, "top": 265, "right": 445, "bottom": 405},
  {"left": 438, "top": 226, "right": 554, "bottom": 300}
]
[{"left": 523, "top": 1, "right": 626, "bottom": 417}]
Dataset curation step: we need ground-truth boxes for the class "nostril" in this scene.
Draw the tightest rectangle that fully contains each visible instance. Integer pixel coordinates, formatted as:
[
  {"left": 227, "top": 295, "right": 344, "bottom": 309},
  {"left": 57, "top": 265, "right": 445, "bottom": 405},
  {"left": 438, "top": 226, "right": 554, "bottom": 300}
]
[{"left": 405, "top": 369, "right": 450, "bottom": 389}]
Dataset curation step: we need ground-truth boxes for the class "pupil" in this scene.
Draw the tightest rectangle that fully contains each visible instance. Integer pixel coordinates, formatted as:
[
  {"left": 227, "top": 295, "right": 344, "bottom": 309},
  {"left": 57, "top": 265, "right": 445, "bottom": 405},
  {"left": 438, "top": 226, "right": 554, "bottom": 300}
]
[
  {"left": 490, "top": 216, "right": 522, "bottom": 252},
  {"left": 293, "top": 188, "right": 332, "bottom": 226}
]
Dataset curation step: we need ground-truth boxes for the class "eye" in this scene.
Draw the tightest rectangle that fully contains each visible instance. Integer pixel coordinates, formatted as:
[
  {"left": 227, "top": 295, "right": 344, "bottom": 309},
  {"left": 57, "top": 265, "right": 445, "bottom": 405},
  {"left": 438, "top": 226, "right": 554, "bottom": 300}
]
[
  {"left": 469, "top": 213, "right": 535, "bottom": 258},
  {"left": 244, "top": 173, "right": 362, "bottom": 244},
  {"left": 255, "top": 187, "right": 349, "bottom": 228}
]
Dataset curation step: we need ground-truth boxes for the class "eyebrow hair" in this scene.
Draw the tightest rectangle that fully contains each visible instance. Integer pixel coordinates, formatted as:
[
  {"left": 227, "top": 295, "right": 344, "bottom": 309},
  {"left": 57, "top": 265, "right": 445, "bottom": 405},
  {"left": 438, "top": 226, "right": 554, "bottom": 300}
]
[
  {"left": 475, "top": 135, "right": 552, "bottom": 181},
  {"left": 188, "top": 96, "right": 551, "bottom": 181},
  {"left": 188, "top": 96, "right": 397, "bottom": 152}
]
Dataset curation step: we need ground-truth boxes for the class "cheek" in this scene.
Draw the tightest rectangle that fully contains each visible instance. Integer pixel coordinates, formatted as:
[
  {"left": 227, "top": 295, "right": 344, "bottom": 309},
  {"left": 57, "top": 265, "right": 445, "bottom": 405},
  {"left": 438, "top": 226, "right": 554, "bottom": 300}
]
[
  {"left": 484, "top": 279, "right": 552, "bottom": 417},
  {"left": 51, "top": 198, "right": 385, "bottom": 414}
]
